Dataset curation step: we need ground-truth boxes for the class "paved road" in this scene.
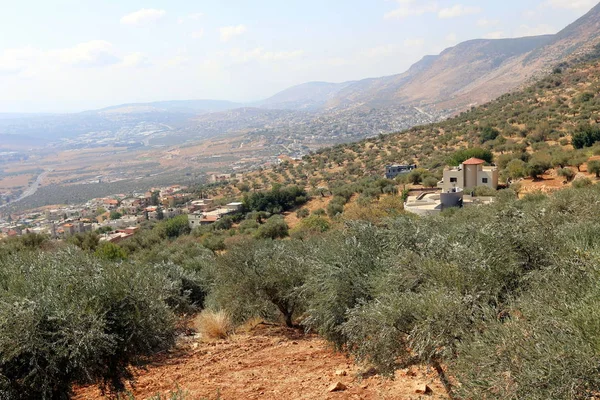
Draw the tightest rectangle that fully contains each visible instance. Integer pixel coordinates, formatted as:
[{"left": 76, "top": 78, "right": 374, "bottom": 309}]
[{"left": 0, "top": 169, "right": 52, "bottom": 209}]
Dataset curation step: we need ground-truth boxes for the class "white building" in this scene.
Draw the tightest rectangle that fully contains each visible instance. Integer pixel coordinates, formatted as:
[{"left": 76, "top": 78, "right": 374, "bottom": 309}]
[{"left": 438, "top": 157, "right": 498, "bottom": 192}]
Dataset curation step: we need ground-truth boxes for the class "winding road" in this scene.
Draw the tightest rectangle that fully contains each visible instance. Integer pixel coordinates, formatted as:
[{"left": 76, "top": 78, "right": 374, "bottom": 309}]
[{"left": 0, "top": 169, "right": 52, "bottom": 209}]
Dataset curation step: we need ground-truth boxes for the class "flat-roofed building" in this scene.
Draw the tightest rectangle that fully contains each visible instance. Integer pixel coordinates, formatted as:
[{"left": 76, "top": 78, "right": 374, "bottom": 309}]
[
  {"left": 385, "top": 164, "right": 417, "bottom": 179},
  {"left": 439, "top": 158, "right": 498, "bottom": 192}
]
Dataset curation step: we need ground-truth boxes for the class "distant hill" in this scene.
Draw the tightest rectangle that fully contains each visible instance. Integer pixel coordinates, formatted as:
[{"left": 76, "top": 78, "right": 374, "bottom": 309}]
[
  {"left": 97, "top": 99, "right": 242, "bottom": 115},
  {"left": 212, "top": 55, "right": 600, "bottom": 204},
  {"left": 0, "top": 134, "right": 48, "bottom": 150},
  {"left": 259, "top": 81, "right": 356, "bottom": 110},
  {"left": 265, "top": 2, "right": 600, "bottom": 113},
  {"left": 325, "top": 35, "right": 553, "bottom": 110}
]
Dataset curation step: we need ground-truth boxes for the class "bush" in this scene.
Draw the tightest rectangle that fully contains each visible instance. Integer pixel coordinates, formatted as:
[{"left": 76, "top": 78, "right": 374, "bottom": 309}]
[
  {"left": 527, "top": 156, "right": 552, "bottom": 179},
  {"left": 588, "top": 159, "right": 600, "bottom": 177},
  {"left": 208, "top": 239, "right": 308, "bottom": 327},
  {"left": 95, "top": 241, "right": 128, "bottom": 261},
  {"left": 254, "top": 216, "right": 289, "bottom": 239},
  {"left": 243, "top": 185, "right": 308, "bottom": 214},
  {"left": 326, "top": 197, "right": 347, "bottom": 218},
  {"left": 422, "top": 176, "right": 439, "bottom": 188},
  {"left": 0, "top": 249, "right": 181, "bottom": 398},
  {"left": 164, "top": 215, "right": 191, "bottom": 238},
  {"left": 572, "top": 124, "right": 600, "bottom": 149},
  {"left": 480, "top": 126, "right": 500, "bottom": 143},
  {"left": 505, "top": 159, "right": 527, "bottom": 180},
  {"left": 296, "top": 208, "right": 310, "bottom": 219},
  {"left": 558, "top": 167, "right": 575, "bottom": 181},
  {"left": 290, "top": 215, "right": 331, "bottom": 240},
  {"left": 572, "top": 177, "right": 593, "bottom": 188},
  {"left": 448, "top": 148, "right": 494, "bottom": 166}
]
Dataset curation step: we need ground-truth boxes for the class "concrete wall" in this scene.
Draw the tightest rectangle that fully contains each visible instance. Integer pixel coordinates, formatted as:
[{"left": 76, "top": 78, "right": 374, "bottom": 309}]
[
  {"left": 441, "top": 169, "right": 464, "bottom": 192},
  {"left": 465, "top": 165, "right": 479, "bottom": 189},
  {"left": 440, "top": 190, "right": 463, "bottom": 209},
  {"left": 478, "top": 168, "right": 499, "bottom": 189}
]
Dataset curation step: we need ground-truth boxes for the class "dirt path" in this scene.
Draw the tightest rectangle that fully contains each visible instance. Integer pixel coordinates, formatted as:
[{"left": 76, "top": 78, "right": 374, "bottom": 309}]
[{"left": 75, "top": 324, "right": 447, "bottom": 400}]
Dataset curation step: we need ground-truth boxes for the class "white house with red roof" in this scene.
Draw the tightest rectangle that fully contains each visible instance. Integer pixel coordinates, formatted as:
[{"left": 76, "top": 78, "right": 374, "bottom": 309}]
[{"left": 439, "top": 157, "right": 498, "bottom": 192}]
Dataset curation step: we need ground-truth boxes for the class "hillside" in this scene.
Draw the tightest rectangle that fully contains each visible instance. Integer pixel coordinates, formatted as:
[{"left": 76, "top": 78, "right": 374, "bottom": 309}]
[
  {"left": 97, "top": 99, "right": 242, "bottom": 115},
  {"left": 326, "top": 35, "right": 554, "bottom": 110},
  {"left": 264, "top": 2, "right": 600, "bottom": 113},
  {"left": 216, "top": 56, "right": 600, "bottom": 200},
  {"left": 259, "top": 81, "right": 356, "bottom": 110}
]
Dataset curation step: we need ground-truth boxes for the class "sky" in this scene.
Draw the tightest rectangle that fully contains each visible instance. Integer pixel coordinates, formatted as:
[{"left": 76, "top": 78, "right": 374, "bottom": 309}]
[{"left": 0, "top": 0, "right": 597, "bottom": 113}]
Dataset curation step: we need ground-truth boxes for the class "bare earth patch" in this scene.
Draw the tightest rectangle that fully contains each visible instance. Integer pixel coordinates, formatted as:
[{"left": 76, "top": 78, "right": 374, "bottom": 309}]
[{"left": 74, "top": 324, "right": 447, "bottom": 400}]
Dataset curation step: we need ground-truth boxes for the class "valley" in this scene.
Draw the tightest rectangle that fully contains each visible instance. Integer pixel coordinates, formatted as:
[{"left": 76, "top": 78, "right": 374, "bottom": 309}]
[{"left": 5, "top": 3, "right": 600, "bottom": 400}]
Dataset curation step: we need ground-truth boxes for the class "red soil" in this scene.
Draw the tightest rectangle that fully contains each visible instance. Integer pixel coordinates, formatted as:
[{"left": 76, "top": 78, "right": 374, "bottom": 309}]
[{"left": 74, "top": 324, "right": 447, "bottom": 400}]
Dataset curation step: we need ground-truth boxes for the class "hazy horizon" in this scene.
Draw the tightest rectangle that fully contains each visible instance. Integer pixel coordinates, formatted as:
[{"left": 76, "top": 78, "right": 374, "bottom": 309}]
[{"left": 0, "top": 0, "right": 596, "bottom": 113}]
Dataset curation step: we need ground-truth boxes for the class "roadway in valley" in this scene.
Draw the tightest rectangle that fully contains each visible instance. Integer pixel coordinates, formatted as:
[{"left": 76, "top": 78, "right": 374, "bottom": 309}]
[{"left": 0, "top": 169, "right": 52, "bottom": 209}]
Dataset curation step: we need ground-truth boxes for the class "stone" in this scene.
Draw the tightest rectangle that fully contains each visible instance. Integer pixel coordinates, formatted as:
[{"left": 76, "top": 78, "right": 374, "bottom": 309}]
[
  {"left": 415, "top": 385, "right": 433, "bottom": 395},
  {"left": 335, "top": 370, "right": 347, "bottom": 376},
  {"left": 328, "top": 382, "right": 348, "bottom": 392}
]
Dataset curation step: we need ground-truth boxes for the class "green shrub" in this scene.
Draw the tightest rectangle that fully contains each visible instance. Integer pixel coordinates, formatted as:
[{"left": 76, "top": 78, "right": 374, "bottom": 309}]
[
  {"left": 95, "top": 241, "right": 128, "bottom": 261},
  {"left": 0, "top": 249, "right": 181, "bottom": 398},
  {"left": 448, "top": 148, "right": 494, "bottom": 166},
  {"left": 164, "top": 215, "right": 191, "bottom": 238},
  {"left": 208, "top": 239, "right": 308, "bottom": 327},
  {"left": 588, "top": 159, "right": 600, "bottom": 177},
  {"left": 296, "top": 208, "right": 310, "bottom": 218},
  {"left": 558, "top": 167, "right": 575, "bottom": 181},
  {"left": 254, "top": 216, "right": 289, "bottom": 239},
  {"left": 572, "top": 124, "right": 600, "bottom": 149},
  {"left": 242, "top": 185, "right": 307, "bottom": 214},
  {"left": 572, "top": 177, "right": 593, "bottom": 188}
]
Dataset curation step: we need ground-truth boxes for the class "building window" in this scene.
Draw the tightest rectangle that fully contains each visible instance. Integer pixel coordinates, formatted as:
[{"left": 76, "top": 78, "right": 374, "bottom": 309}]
[
  {"left": 450, "top": 177, "right": 457, "bottom": 183},
  {"left": 482, "top": 178, "right": 488, "bottom": 183}
]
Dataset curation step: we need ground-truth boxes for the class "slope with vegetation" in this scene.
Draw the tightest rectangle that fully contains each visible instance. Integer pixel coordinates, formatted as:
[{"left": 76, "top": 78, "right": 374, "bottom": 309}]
[
  {"left": 225, "top": 57, "right": 600, "bottom": 201},
  {"left": 9, "top": 53, "right": 600, "bottom": 400},
  {"left": 6, "top": 183, "right": 600, "bottom": 399}
]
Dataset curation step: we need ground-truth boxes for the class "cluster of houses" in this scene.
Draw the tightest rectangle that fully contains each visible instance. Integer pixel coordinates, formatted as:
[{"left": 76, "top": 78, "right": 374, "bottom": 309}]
[
  {"left": 0, "top": 183, "right": 248, "bottom": 242},
  {"left": 188, "top": 200, "right": 243, "bottom": 228}
]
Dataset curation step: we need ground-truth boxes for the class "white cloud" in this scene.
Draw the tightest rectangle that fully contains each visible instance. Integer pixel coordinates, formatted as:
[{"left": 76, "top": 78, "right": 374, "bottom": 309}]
[
  {"left": 120, "top": 9, "right": 166, "bottom": 26},
  {"left": 326, "top": 57, "right": 349, "bottom": 67},
  {"left": 522, "top": 9, "right": 536, "bottom": 19},
  {"left": 262, "top": 50, "right": 304, "bottom": 61},
  {"left": 0, "top": 47, "right": 38, "bottom": 75},
  {"left": 220, "top": 25, "right": 247, "bottom": 42},
  {"left": 361, "top": 44, "right": 398, "bottom": 58},
  {"left": 477, "top": 18, "right": 499, "bottom": 27},
  {"left": 438, "top": 4, "right": 482, "bottom": 19},
  {"left": 219, "top": 47, "right": 303, "bottom": 64},
  {"left": 121, "top": 52, "right": 151, "bottom": 68},
  {"left": 403, "top": 38, "right": 425, "bottom": 47},
  {"left": 0, "top": 41, "right": 133, "bottom": 77},
  {"left": 57, "top": 40, "right": 120, "bottom": 67},
  {"left": 178, "top": 12, "right": 204, "bottom": 24},
  {"left": 165, "top": 55, "right": 189, "bottom": 68},
  {"left": 445, "top": 33, "right": 458, "bottom": 43},
  {"left": 191, "top": 29, "right": 205, "bottom": 39},
  {"left": 385, "top": 1, "right": 481, "bottom": 20},
  {"left": 384, "top": 0, "right": 438, "bottom": 19},
  {"left": 515, "top": 24, "right": 555, "bottom": 37},
  {"left": 483, "top": 31, "right": 507, "bottom": 39},
  {"left": 545, "top": 0, "right": 596, "bottom": 10}
]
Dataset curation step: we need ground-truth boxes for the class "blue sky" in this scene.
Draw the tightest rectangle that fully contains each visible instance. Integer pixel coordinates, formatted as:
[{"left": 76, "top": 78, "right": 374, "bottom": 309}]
[{"left": 0, "top": 0, "right": 596, "bottom": 112}]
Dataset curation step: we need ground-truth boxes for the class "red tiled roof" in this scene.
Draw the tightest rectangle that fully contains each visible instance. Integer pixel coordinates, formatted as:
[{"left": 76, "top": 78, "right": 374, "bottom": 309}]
[{"left": 462, "top": 157, "right": 485, "bottom": 165}]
